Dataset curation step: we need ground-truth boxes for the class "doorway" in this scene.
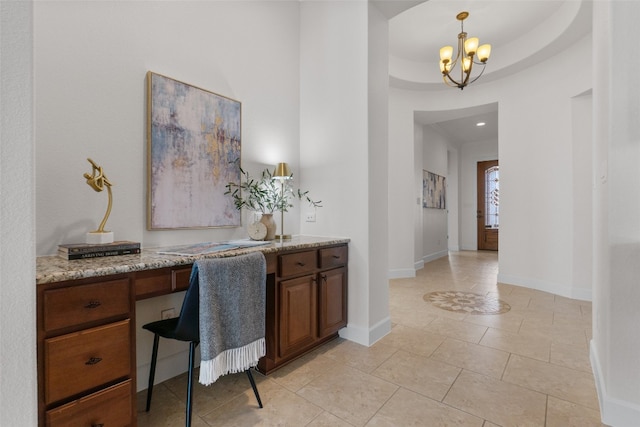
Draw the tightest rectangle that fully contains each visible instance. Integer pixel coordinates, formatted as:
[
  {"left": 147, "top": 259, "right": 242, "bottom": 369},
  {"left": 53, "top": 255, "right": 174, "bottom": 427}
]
[{"left": 477, "top": 160, "right": 499, "bottom": 251}]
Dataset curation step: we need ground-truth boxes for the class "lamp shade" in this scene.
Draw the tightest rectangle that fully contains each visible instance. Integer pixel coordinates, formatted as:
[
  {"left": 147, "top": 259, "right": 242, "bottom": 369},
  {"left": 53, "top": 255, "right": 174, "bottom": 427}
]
[
  {"left": 439, "top": 46, "right": 453, "bottom": 62},
  {"left": 273, "top": 162, "right": 291, "bottom": 179},
  {"left": 477, "top": 44, "right": 491, "bottom": 62},
  {"left": 462, "top": 57, "right": 472, "bottom": 72},
  {"left": 464, "top": 37, "right": 479, "bottom": 55}
]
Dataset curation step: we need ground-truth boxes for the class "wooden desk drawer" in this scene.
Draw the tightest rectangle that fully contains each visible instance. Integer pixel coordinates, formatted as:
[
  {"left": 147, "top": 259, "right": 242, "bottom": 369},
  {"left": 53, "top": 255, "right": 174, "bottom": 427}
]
[
  {"left": 45, "top": 320, "right": 131, "bottom": 405},
  {"left": 134, "top": 268, "right": 172, "bottom": 299},
  {"left": 319, "top": 245, "right": 347, "bottom": 269},
  {"left": 43, "top": 278, "right": 130, "bottom": 332},
  {"left": 134, "top": 265, "right": 193, "bottom": 299},
  {"left": 172, "top": 266, "right": 192, "bottom": 292},
  {"left": 279, "top": 250, "right": 317, "bottom": 278},
  {"left": 46, "top": 379, "right": 132, "bottom": 427}
]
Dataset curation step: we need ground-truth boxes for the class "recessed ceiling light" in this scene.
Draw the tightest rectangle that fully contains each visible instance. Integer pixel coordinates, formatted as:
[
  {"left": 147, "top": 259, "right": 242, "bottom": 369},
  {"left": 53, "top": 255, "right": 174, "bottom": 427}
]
[{"left": 476, "top": 122, "right": 486, "bottom": 127}]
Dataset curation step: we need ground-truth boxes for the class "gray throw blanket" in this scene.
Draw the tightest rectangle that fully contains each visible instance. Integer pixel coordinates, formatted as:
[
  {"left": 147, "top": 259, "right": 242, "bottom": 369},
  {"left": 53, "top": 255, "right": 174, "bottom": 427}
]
[{"left": 194, "top": 252, "right": 266, "bottom": 385}]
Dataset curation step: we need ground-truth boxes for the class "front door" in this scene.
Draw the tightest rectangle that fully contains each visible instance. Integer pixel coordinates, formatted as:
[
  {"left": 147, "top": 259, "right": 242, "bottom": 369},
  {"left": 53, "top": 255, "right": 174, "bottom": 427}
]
[{"left": 477, "top": 160, "right": 499, "bottom": 251}]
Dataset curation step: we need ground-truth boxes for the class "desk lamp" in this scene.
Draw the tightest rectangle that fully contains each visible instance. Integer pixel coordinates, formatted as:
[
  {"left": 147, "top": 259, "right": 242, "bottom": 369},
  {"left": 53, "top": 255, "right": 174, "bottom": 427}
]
[{"left": 273, "top": 162, "right": 291, "bottom": 241}]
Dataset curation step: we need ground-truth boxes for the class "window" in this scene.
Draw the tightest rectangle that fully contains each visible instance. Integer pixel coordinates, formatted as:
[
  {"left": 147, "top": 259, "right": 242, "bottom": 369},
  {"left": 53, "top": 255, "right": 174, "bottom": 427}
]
[{"left": 485, "top": 166, "right": 499, "bottom": 228}]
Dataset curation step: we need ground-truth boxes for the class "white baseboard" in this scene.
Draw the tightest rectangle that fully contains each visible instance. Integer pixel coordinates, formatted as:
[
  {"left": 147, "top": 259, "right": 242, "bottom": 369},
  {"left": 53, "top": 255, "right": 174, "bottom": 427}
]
[
  {"left": 423, "top": 250, "right": 448, "bottom": 264},
  {"left": 497, "top": 273, "right": 592, "bottom": 301},
  {"left": 590, "top": 340, "right": 640, "bottom": 426},
  {"left": 339, "top": 316, "right": 391, "bottom": 347},
  {"left": 388, "top": 268, "right": 415, "bottom": 279},
  {"left": 388, "top": 251, "right": 449, "bottom": 279}
]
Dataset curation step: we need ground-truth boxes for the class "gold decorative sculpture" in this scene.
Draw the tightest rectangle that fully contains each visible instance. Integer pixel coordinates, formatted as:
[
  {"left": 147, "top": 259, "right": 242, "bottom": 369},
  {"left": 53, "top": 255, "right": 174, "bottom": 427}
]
[{"left": 84, "top": 158, "right": 114, "bottom": 243}]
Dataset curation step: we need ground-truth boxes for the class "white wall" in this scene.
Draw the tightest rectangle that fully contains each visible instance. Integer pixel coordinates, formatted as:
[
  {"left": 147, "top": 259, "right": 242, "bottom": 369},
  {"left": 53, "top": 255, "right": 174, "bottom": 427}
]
[
  {"left": 388, "top": 89, "right": 417, "bottom": 276},
  {"left": 420, "top": 125, "right": 449, "bottom": 262},
  {"left": 389, "top": 34, "right": 592, "bottom": 302},
  {"left": 299, "top": 1, "right": 391, "bottom": 345},
  {"left": 413, "top": 123, "right": 424, "bottom": 271},
  {"left": 35, "top": 1, "right": 301, "bottom": 256},
  {"left": 34, "top": 0, "right": 302, "bottom": 390},
  {"left": 571, "top": 92, "right": 593, "bottom": 298},
  {"left": 591, "top": 1, "right": 640, "bottom": 425},
  {"left": 367, "top": 4, "right": 392, "bottom": 340},
  {"left": 447, "top": 147, "right": 460, "bottom": 251},
  {"left": 0, "top": 2, "right": 38, "bottom": 424}
]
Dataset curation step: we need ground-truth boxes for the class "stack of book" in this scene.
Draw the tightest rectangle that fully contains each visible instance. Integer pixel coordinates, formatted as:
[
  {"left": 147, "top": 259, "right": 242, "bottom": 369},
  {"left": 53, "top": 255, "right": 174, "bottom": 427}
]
[{"left": 58, "top": 241, "right": 141, "bottom": 260}]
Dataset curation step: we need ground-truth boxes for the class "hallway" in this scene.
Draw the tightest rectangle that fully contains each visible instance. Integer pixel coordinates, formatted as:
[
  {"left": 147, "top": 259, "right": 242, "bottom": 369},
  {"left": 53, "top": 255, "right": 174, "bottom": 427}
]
[{"left": 137, "top": 251, "right": 604, "bottom": 426}]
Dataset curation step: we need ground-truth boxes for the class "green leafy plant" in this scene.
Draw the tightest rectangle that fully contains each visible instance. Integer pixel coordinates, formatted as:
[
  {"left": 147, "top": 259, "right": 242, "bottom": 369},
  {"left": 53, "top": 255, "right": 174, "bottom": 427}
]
[{"left": 224, "top": 161, "right": 321, "bottom": 214}]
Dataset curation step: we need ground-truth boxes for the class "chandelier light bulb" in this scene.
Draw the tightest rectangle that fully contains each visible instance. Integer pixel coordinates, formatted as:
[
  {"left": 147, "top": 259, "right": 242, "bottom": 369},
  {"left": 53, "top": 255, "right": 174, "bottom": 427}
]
[
  {"left": 464, "top": 37, "right": 479, "bottom": 56},
  {"left": 462, "top": 57, "right": 472, "bottom": 72},
  {"left": 440, "top": 46, "right": 453, "bottom": 62},
  {"left": 477, "top": 44, "right": 492, "bottom": 62}
]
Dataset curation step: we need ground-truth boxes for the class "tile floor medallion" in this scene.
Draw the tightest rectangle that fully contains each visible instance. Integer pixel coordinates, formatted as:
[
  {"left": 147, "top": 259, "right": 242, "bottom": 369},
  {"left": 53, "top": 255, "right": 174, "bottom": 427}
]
[{"left": 424, "top": 291, "right": 511, "bottom": 315}]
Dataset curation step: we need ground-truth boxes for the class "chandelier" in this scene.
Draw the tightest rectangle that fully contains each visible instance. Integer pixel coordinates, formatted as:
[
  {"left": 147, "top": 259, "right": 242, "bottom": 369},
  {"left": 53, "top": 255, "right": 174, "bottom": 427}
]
[{"left": 439, "top": 11, "right": 491, "bottom": 90}]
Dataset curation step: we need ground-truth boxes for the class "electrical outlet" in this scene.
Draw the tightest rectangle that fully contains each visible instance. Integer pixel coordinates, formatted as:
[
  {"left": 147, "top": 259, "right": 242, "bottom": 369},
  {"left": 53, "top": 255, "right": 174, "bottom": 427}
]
[
  {"left": 161, "top": 308, "right": 176, "bottom": 320},
  {"left": 305, "top": 212, "right": 316, "bottom": 222}
]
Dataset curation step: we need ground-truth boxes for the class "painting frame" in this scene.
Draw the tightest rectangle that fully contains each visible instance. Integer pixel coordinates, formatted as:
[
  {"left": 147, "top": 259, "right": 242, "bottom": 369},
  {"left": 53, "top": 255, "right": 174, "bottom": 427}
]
[
  {"left": 423, "top": 170, "right": 446, "bottom": 209},
  {"left": 146, "top": 71, "right": 241, "bottom": 230}
]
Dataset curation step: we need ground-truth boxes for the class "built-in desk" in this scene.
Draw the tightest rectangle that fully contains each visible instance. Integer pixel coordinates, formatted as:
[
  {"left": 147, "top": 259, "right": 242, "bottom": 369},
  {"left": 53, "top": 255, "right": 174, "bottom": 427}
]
[{"left": 36, "top": 236, "right": 349, "bottom": 427}]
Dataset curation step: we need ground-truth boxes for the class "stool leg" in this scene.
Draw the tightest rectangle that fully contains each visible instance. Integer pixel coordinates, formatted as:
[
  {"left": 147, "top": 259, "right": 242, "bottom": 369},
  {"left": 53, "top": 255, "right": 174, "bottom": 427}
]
[
  {"left": 185, "top": 342, "right": 197, "bottom": 427},
  {"left": 246, "top": 369, "right": 263, "bottom": 408},
  {"left": 145, "top": 334, "right": 160, "bottom": 412}
]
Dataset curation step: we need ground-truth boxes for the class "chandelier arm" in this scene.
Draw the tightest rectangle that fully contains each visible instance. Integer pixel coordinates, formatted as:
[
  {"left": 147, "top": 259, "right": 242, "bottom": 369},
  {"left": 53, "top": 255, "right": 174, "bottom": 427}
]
[
  {"left": 443, "top": 60, "right": 463, "bottom": 87},
  {"left": 463, "top": 56, "right": 484, "bottom": 86},
  {"left": 458, "top": 32, "right": 466, "bottom": 87},
  {"left": 462, "top": 57, "right": 473, "bottom": 87},
  {"left": 443, "top": 73, "right": 462, "bottom": 88},
  {"left": 466, "top": 63, "right": 488, "bottom": 85}
]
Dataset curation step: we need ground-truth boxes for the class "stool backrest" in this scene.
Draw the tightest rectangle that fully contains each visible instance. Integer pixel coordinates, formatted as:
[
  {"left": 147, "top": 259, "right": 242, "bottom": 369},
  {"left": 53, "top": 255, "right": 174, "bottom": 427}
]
[{"left": 173, "top": 266, "right": 201, "bottom": 343}]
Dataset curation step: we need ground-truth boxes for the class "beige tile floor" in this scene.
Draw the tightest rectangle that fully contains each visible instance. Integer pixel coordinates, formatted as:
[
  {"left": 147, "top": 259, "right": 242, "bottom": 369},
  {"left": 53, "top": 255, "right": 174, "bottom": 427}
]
[{"left": 136, "top": 250, "right": 606, "bottom": 426}]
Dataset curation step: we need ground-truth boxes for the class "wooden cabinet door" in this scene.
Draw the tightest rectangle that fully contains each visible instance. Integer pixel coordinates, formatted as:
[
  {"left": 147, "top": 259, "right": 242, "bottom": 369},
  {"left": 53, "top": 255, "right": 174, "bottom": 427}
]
[
  {"left": 278, "top": 275, "right": 317, "bottom": 358},
  {"left": 318, "top": 267, "right": 347, "bottom": 338}
]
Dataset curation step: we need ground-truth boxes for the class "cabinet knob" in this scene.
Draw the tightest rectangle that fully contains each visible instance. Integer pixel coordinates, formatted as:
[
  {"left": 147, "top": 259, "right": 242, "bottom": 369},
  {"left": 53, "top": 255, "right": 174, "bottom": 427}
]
[
  {"left": 84, "top": 300, "right": 102, "bottom": 309},
  {"left": 85, "top": 357, "right": 103, "bottom": 365}
]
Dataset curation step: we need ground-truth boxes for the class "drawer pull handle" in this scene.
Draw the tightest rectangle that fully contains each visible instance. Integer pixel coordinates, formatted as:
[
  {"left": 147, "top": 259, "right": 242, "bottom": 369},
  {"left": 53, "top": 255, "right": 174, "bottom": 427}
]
[
  {"left": 85, "top": 357, "right": 103, "bottom": 365},
  {"left": 296, "top": 262, "right": 306, "bottom": 267},
  {"left": 84, "top": 300, "right": 102, "bottom": 309},
  {"left": 92, "top": 424, "right": 104, "bottom": 427},
  {"left": 332, "top": 255, "right": 341, "bottom": 259}
]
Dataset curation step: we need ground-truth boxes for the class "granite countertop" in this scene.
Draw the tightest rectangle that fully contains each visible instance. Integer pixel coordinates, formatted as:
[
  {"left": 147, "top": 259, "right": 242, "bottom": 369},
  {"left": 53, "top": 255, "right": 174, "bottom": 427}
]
[{"left": 36, "top": 235, "right": 349, "bottom": 285}]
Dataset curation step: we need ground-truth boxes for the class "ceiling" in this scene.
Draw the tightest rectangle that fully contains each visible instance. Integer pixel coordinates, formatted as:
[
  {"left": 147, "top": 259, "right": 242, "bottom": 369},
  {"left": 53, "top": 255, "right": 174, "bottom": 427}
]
[
  {"left": 414, "top": 103, "right": 498, "bottom": 148},
  {"left": 377, "top": 0, "right": 592, "bottom": 146}
]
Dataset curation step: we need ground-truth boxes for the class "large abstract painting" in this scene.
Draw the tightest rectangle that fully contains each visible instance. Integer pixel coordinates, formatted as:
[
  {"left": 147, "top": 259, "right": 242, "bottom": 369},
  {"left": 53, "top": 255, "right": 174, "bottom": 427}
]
[
  {"left": 147, "top": 72, "right": 241, "bottom": 229},
  {"left": 423, "top": 170, "right": 446, "bottom": 209}
]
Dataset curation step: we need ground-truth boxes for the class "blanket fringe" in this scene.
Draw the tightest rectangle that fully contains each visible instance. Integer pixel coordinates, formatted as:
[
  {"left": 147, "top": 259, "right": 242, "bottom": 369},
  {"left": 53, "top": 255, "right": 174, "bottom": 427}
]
[{"left": 199, "top": 338, "right": 265, "bottom": 386}]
